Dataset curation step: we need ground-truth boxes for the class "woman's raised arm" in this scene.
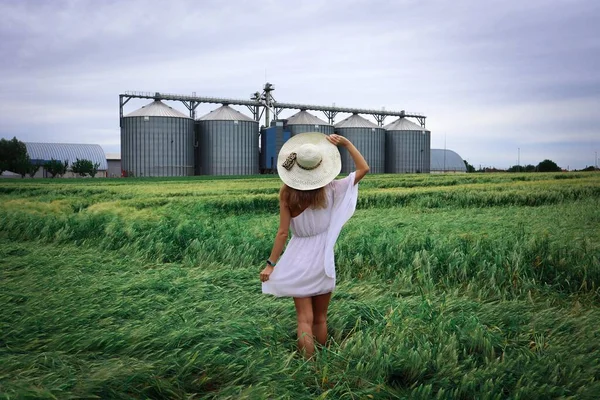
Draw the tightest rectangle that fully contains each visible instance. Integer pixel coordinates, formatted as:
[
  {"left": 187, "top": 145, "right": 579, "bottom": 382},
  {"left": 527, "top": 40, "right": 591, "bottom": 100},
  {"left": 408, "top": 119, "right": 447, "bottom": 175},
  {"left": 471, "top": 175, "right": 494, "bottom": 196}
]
[{"left": 326, "top": 134, "right": 370, "bottom": 185}]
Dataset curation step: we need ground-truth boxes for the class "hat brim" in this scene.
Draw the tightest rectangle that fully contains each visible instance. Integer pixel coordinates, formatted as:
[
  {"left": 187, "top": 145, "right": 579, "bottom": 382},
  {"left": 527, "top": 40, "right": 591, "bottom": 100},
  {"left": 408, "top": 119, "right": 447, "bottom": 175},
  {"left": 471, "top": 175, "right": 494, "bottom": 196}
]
[{"left": 277, "top": 132, "right": 341, "bottom": 190}]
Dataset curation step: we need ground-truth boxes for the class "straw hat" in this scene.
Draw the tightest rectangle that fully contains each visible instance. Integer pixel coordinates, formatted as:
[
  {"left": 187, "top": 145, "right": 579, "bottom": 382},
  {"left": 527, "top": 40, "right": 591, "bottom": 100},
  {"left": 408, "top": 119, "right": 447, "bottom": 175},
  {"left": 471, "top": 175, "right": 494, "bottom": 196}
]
[{"left": 277, "top": 132, "right": 341, "bottom": 190}]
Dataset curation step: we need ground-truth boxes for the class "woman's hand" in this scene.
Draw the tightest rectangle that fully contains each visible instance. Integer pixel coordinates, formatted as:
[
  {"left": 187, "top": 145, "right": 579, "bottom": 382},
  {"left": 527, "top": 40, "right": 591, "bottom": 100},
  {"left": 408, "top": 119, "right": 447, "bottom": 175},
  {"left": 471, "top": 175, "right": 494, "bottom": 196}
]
[
  {"left": 328, "top": 134, "right": 369, "bottom": 184},
  {"left": 327, "top": 134, "right": 350, "bottom": 148},
  {"left": 260, "top": 265, "right": 275, "bottom": 282}
]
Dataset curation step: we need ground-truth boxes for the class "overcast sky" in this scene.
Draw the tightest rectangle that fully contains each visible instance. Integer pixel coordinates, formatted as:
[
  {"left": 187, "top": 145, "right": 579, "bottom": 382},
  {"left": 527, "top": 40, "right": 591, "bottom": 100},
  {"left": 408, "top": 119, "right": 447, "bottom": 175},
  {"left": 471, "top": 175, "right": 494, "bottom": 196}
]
[{"left": 1, "top": 0, "right": 599, "bottom": 170}]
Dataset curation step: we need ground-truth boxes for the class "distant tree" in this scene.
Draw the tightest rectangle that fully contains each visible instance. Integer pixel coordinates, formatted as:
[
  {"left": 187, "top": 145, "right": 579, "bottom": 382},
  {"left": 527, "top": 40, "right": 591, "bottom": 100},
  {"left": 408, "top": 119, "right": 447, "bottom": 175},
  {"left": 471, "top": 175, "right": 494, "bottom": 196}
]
[
  {"left": 0, "top": 137, "right": 28, "bottom": 174},
  {"left": 581, "top": 166, "right": 598, "bottom": 172},
  {"left": 507, "top": 165, "right": 523, "bottom": 172},
  {"left": 27, "top": 162, "right": 41, "bottom": 178},
  {"left": 12, "top": 153, "right": 33, "bottom": 178},
  {"left": 71, "top": 158, "right": 101, "bottom": 178},
  {"left": 0, "top": 139, "right": 8, "bottom": 174},
  {"left": 479, "top": 167, "right": 504, "bottom": 173},
  {"left": 463, "top": 160, "right": 476, "bottom": 173},
  {"left": 89, "top": 162, "right": 100, "bottom": 178},
  {"left": 71, "top": 158, "right": 92, "bottom": 177},
  {"left": 537, "top": 159, "right": 561, "bottom": 172},
  {"left": 44, "top": 159, "right": 68, "bottom": 178},
  {"left": 524, "top": 164, "right": 536, "bottom": 172}
]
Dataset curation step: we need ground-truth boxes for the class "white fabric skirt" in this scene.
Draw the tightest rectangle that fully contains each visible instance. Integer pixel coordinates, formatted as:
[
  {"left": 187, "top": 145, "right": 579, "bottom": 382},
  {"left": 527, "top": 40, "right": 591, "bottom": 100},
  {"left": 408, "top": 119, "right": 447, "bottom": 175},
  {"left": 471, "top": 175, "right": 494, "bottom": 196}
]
[{"left": 262, "top": 231, "right": 335, "bottom": 298}]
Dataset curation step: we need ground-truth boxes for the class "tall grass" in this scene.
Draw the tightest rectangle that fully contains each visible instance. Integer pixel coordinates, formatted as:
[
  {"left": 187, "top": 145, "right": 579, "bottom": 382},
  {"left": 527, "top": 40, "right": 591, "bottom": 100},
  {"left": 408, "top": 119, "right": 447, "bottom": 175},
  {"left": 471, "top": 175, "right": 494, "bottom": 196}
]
[{"left": 1, "top": 172, "right": 599, "bottom": 398}]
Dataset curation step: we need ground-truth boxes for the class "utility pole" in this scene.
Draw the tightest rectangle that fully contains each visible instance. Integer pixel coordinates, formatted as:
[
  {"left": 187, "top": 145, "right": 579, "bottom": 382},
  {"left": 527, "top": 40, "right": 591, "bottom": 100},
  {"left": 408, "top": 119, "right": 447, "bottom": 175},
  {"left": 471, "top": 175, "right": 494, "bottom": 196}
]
[{"left": 443, "top": 133, "right": 447, "bottom": 172}]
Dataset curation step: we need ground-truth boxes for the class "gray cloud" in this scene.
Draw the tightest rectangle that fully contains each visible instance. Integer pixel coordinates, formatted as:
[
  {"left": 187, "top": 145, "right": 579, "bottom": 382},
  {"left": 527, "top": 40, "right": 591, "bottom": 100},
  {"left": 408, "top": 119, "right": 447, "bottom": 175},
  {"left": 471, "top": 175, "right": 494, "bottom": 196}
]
[{"left": 0, "top": 0, "right": 598, "bottom": 169}]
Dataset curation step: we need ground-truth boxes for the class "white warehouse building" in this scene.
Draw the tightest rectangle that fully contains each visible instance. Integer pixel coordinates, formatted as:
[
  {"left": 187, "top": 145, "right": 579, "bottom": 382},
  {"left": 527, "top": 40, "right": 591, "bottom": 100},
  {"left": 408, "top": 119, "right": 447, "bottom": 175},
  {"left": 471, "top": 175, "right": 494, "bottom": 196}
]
[
  {"left": 430, "top": 149, "right": 467, "bottom": 173},
  {"left": 25, "top": 142, "right": 108, "bottom": 178}
]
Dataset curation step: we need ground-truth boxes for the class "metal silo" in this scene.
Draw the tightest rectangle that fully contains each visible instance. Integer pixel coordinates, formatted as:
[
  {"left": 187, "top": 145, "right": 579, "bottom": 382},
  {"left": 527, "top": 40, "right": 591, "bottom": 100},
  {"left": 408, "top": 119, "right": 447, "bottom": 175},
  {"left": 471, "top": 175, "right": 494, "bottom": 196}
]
[
  {"left": 260, "top": 121, "right": 291, "bottom": 173},
  {"left": 121, "top": 100, "right": 194, "bottom": 177},
  {"left": 384, "top": 118, "right": 431, "bottom": 173},
  {"left": 424, "top": 129, "right": 431, "bottom": 174},
  {"left": 286, "top": 110, "right": 334, "bottom": 136},
  {"left": 334, "top": 114, "right": 385, "bottom": 174},
  {"left": 196, "top": 105, "right": 259, "bottom": 175}
]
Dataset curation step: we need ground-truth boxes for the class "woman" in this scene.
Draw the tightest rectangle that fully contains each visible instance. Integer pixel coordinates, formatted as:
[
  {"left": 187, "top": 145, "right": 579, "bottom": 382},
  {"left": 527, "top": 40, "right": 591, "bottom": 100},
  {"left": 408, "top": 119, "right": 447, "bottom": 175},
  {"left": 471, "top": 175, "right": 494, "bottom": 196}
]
[{"left": 260, "top": 132, "right": 369, "bottom": 358}]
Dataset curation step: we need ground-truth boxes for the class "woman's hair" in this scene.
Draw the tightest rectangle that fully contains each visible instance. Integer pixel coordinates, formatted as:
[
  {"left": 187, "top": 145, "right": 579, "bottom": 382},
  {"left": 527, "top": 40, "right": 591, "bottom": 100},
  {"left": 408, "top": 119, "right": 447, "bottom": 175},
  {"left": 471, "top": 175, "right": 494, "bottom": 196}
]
[{"left": 283, "top": 185, "right": 327, "bottom": 210}]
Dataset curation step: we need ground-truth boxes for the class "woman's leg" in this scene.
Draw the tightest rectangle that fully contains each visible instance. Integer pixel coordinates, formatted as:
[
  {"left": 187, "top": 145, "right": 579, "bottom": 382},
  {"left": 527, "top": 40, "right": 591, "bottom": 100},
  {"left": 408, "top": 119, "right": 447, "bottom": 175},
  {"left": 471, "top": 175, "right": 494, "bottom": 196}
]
[
  {"left": 312, "top": 292, "right": 332, "bottom": 346},
  {"left": 293, "top": 297, "right": 315, "bottom": 358}
]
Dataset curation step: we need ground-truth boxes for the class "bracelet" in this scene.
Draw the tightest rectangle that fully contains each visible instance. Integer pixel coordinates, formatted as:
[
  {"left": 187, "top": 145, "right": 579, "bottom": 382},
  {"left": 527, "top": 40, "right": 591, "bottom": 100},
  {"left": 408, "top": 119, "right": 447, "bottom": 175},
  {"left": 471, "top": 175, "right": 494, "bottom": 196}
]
[{"left": 266, "top": 259, "right": 276, "bottom": 267}]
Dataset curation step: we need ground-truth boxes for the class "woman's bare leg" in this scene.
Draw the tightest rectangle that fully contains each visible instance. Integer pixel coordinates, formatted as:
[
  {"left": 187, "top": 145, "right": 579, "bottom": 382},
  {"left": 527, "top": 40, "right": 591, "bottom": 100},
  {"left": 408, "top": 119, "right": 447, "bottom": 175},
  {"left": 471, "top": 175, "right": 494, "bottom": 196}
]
[
  {"left": 293, "top": 297, "right": 315, "bottom": 358},
  {"left": 312, "top": 292, "right": 332, "bottom": 346}
]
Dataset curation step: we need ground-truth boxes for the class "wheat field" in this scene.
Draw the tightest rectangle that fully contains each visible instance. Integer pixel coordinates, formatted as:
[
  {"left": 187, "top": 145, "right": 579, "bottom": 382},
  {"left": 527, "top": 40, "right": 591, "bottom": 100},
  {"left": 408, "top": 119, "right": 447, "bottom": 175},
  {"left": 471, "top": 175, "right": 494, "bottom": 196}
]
[{"left": 1, "top": 172, "right": 599, "bottom": 399}]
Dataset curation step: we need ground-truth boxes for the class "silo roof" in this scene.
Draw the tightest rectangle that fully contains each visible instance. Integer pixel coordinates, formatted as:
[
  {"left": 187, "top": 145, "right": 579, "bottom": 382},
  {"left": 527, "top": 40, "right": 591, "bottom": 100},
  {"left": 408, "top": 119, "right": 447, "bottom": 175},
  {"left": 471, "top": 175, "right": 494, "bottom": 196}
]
[
  {"left": 25, "top": 142, "right": 108, "bottom": 170},
  {"left": 334, "top": 114, "right": 380, "bottom": 129},
  {"left": 197, "top": 105, "right": 255, "bottom": 122},
  {"left": 286, "top": 110, "right": 330, "bottom": 126},
  {"left": 384, "top": 117, "right": 425, "bottom": 131},
  {"left": 125, "top": 100, "right": 190, "bottom": 118},
  {"left": 430, "top": 149, "right": 467, "bottom": 172}
]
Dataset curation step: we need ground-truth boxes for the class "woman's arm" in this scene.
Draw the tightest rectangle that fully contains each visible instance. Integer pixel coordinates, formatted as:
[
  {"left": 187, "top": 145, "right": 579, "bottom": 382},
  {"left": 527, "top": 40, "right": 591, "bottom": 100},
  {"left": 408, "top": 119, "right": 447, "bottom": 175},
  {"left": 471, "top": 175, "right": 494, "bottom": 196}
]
[
  {"left": 327, "top": 134, "right": 370, "bottom": 185},
  {"left": 260, "top": 186, "right": 291, "bottom": 282}
]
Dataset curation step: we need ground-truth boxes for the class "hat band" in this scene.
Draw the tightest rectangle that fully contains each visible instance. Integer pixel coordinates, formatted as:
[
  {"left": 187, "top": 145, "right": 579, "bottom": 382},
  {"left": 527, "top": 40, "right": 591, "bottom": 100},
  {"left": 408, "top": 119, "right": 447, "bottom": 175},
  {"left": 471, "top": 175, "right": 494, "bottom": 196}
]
[{"left": 282, "top": 152, "right": 323, "bottom": 171}]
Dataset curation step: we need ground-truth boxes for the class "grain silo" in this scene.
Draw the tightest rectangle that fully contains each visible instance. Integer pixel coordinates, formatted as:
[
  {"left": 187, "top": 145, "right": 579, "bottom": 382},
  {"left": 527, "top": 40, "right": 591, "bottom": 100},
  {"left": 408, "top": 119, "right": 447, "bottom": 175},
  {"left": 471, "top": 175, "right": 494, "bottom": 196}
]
[
  {"left": 384, "top": 118, "right": 431, "bottom": 173},
  {"left": 196, "top": 105, "right": 259, "bottom": 175},
  {"left": 260, "top": 121, "right": 291, "bottom": 173},
  {"left": 286, "top": 110, "right": 334, "bottom": 136},
  {"left": 121, "top": 100, "right": 194, "bottom": 177},
  {"left": 424, "top": 128, "right": 431, "bottom": 173},
  {"left": 334, "top": 114, "right": 385, "bottom": 174}
]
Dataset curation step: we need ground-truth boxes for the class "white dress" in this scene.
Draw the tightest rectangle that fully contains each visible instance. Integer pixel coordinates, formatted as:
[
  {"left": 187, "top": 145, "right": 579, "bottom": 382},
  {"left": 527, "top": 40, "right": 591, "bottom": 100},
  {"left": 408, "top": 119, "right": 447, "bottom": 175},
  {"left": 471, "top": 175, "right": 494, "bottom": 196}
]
[{"left": 262, "top": 172, "right": 359, "bottom": 298}]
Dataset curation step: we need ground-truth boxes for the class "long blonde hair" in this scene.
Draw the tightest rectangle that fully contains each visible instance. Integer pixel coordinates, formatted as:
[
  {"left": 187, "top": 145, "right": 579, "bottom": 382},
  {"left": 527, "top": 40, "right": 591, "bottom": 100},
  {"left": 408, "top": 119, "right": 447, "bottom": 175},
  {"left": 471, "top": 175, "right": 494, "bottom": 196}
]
[{"left": 283, "top": 185, "right": 327, "bottom": 212}]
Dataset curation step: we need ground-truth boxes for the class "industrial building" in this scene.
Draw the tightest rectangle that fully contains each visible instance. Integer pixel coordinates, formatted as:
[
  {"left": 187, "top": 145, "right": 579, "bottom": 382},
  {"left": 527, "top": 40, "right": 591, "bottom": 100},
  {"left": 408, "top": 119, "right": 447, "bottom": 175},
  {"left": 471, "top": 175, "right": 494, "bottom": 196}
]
[
  {"left": 119, "top": 84, "right": 431, "bottom": 177},
  {"left": 384, "top": 118, "right": 431, "bottom": 174},
  {"left": 260, "top": 120, "right": 291, "bottom": 173},
  {"left": 334, "top": 114, "right": 385, "bottom": 174},
  {"left": 105, "top": 153, "right": 121, "bottom": 177},
  {"left": 121, "top": 100, "right": 194, "bottom": 177},
  {"left": 24, "top": 142, "right": 108, "bottom": 178},
  {"left": 430, "top": 149, "right": 467, "bottom": 173},
  {"left": 286, "top": 111, "right": 334, "bottom": 136},
  {"left": 196, "top": 105, "right": 259, "bottom": 175}
]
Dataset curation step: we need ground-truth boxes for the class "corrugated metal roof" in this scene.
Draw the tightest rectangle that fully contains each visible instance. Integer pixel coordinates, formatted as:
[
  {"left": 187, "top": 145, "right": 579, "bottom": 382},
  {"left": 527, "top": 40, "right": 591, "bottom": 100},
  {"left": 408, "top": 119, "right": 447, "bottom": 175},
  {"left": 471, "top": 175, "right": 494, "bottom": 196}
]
[
  {"left": 125, "top": 100, "right": 190, "bottom": 118},
  {"left": 286, "top": 110, "right": 330, "bottom": 126},
  {"left": 196, "top": 105, "right": 255, "bottom": 122},
  {"left": 25, "top": 143, "right": 108, "bottom": 170},
  {"left": 334, "top": 114, "right": 380, "bottom": 129},
  {"left": 384, "top": 117, "right": 426, "bottom": 131},
  {"left": 430, "top": 149, "right": 467, "bottom": 172}
]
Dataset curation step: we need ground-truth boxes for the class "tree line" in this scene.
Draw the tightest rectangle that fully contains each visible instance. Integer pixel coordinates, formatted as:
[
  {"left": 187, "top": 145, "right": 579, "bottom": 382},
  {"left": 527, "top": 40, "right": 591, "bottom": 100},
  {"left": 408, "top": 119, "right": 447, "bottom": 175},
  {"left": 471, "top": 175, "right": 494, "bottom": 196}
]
[
  {"left": 0, "top": 137, "right": 100, "bottom": 178},
  {"left": 506, "top": 159, "right": 562, "bottom": 172},
  {"left": 461, "top": 159, "right": 592, "bottom": 173}
]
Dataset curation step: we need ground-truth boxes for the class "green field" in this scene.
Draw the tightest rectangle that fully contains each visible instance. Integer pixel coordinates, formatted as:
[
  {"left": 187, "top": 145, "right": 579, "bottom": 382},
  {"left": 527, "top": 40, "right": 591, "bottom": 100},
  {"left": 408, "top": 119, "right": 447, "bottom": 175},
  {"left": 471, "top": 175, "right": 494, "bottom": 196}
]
[{"left": 1, "top": 172, "right": 600, "bottom": 399}]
